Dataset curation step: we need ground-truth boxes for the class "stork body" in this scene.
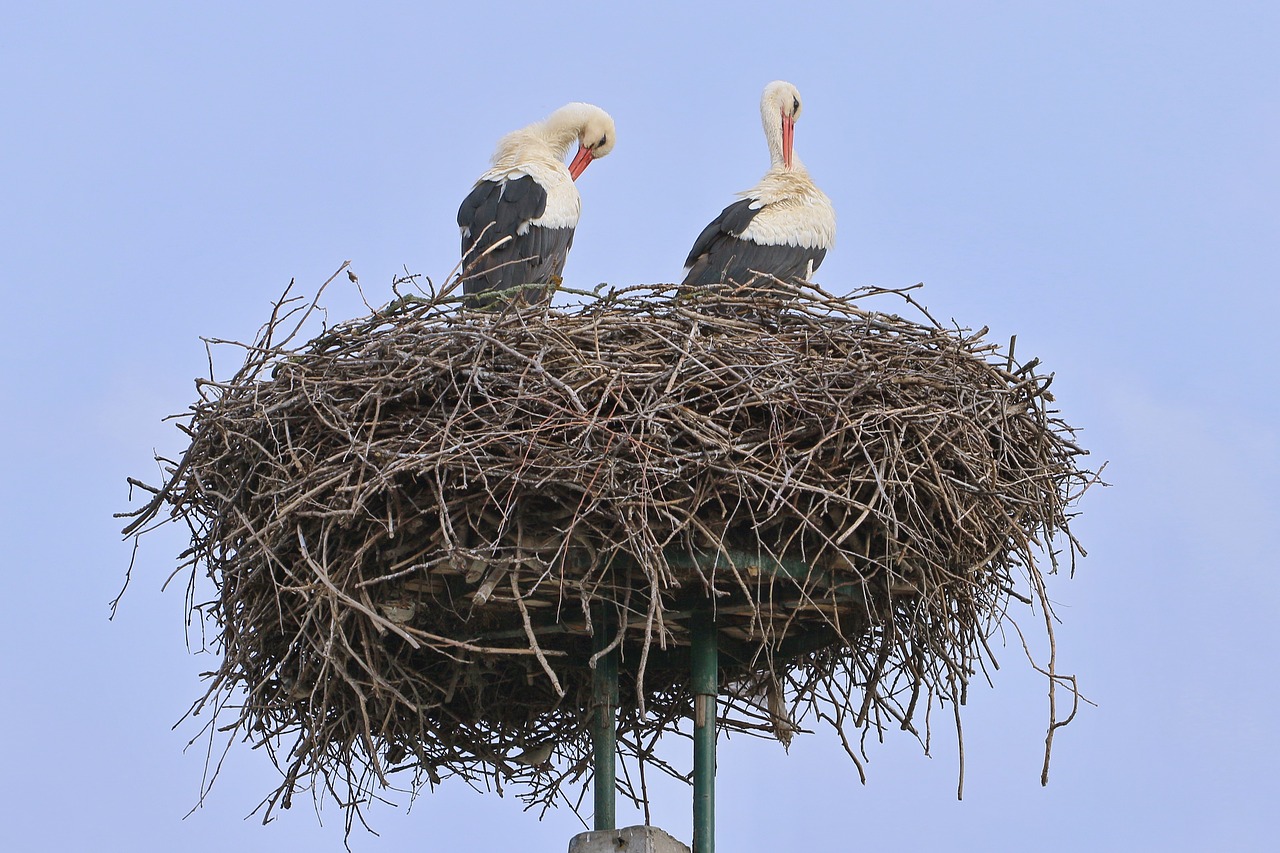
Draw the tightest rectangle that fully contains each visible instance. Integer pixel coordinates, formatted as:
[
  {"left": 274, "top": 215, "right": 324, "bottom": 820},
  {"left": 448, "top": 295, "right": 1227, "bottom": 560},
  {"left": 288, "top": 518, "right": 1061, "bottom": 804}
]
[
  {"left": 682, "top": 81, "right": 835, "bottom": 291},
  {"left": 458, "top": 103, "right": 614, "bottom": 307}
]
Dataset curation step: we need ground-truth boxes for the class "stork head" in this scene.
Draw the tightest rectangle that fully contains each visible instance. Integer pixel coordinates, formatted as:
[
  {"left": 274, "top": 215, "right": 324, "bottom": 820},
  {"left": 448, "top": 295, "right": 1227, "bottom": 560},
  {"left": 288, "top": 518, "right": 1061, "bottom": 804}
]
[
  {"left": 761, "top": 81, "right": 803, "bottom": 170},
  {"left": 567, "top": 107, "right": 616, "bottom": 180}
]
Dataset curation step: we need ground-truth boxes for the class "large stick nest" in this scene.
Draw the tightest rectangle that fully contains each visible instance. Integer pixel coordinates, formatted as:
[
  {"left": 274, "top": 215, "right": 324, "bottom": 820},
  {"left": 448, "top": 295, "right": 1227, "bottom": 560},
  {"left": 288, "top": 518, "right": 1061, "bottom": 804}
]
[{"left": 121, "top": 274, "right": 1095, "bottom": 830}]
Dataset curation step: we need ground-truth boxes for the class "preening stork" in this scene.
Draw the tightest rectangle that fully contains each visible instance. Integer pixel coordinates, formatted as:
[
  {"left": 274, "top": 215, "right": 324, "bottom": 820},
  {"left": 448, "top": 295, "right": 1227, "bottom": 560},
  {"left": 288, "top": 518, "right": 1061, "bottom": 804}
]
[
  {"left": 682, "top": 81, "right": 835, "bottom": 291},
  {"left": 458, "top": 103, "right": 615, "bottom": 306}
]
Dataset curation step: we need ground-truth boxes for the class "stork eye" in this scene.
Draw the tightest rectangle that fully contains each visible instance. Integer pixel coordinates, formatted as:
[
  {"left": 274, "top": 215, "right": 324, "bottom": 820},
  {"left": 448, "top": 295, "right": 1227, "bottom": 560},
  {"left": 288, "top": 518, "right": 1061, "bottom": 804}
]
[{"left": 793, "top": 97, "right": 800, "bottom": 112}]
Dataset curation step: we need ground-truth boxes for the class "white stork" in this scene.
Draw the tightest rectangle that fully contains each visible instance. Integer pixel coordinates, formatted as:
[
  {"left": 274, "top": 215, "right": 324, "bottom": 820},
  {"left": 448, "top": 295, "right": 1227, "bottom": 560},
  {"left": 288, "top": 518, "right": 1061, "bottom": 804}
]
[
  {"left": 682, "top": 81, "right": 835, "bottom": 291},
  {"left": 458, "top": 102, "right": 615, "bottom": 306}
]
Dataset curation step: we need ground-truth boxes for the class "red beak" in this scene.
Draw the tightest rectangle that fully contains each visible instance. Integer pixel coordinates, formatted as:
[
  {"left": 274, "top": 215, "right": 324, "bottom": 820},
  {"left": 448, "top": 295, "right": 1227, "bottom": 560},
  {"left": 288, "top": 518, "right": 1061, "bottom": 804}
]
[
  {"left": 781, "top": 112, "right": 795, "bottom": 170},
  {"left": 568, "top": 145, "right": 594, "bottom": 180}
]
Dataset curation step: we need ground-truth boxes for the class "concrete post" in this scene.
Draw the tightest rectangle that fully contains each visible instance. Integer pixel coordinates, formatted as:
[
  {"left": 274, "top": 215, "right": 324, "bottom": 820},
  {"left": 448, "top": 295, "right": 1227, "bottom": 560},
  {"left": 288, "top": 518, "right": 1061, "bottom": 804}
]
[{"left": 568, "top": 825, "right": 691, "bottom": 853}]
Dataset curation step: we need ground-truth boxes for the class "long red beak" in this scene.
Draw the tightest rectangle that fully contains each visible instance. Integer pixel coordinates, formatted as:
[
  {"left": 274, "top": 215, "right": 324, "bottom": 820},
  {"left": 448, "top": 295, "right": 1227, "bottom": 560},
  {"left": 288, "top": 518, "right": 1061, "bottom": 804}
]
[
  {"left": 781, "top": 112, "right": 795, "bottom": 170},
  {"left": 568, "top": 145, "right": 594, "bottom": 180}
]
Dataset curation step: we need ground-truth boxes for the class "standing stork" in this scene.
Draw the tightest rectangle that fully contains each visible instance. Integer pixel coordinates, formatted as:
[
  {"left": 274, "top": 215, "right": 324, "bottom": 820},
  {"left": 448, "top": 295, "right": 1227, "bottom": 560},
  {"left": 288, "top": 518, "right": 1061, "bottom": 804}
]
[
  {"left": 682, "top": 81, "right": 835, "bottom": 293},
  {"left": 458, "top": 102, "right": 615, "bottom": 307}
]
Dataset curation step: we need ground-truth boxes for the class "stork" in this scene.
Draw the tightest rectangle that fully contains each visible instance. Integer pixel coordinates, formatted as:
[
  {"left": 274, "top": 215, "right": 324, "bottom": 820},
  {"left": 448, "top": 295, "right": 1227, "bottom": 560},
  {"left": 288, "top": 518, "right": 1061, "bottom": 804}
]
[
  {"left": 458, "top": 102, "right": 615, "bottom": 307},
  {"left": 681, "top": 81, "right": 835, "bottom": 293}
]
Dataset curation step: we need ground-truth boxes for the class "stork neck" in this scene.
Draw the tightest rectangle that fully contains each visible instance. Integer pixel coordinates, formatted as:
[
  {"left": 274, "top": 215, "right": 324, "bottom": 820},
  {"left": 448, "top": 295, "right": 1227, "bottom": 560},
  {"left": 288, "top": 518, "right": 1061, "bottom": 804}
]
[
  {"left": 763, "top": 109, "right": 785, "bottom": 169},
  {"left": 764, "top": 134, "right": 805, "bottom": 174},
  {"left": 536, "top": 103, "right": 598, "bottom": 160},
  {"left": 761, "top": 108, "right": 807, "bottom": 172}
]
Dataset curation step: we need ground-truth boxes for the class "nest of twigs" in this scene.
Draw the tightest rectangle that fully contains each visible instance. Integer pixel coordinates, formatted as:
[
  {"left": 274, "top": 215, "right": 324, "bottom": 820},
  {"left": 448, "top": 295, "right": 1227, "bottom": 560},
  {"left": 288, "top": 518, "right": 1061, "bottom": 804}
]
[{"left": 121, "top": 272, "right": 1094, "bottom": 831}]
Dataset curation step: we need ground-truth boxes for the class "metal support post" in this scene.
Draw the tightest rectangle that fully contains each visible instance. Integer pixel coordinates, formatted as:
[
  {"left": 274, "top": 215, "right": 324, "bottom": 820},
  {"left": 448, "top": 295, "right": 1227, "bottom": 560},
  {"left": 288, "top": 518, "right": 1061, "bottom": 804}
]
[
  {"left": 591, "top": 606, "right": 619, "bottom": 831},
  {"left": 691, "top": 608, "right": 718, "bottom": 853}
]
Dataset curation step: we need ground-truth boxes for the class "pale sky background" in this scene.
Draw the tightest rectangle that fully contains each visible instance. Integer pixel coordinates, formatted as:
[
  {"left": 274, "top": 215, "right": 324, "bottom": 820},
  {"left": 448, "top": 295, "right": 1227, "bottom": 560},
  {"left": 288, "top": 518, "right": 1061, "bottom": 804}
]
[{"left": 3, "top": 2, "right": 1278, "bottom": 851}]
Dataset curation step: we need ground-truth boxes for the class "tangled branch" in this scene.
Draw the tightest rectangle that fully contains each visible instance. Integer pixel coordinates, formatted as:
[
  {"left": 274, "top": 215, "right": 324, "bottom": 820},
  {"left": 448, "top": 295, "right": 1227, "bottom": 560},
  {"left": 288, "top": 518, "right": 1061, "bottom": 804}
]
[{"left": 120, "top": 273, "right": 1096, "bottom": 832}]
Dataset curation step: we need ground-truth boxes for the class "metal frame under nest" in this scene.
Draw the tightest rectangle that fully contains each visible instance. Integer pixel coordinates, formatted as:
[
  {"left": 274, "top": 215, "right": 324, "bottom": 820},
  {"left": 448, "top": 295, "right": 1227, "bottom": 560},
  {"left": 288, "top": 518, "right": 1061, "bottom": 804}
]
[{"left": 119, "top": 269, "right": 1097, "bottom": 840}]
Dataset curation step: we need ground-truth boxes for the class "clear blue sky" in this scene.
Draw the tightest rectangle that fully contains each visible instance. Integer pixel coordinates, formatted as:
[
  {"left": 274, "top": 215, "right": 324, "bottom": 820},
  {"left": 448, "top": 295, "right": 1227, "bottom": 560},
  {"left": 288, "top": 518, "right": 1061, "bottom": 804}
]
[{"left": 3, "top": 2, "right": 1277, "bottom": 850}]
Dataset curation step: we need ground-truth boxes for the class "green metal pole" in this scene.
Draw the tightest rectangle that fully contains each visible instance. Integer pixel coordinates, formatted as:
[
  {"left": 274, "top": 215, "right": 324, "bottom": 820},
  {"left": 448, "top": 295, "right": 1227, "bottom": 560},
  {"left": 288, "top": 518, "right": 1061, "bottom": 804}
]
[
  {"left": 592, "top": 607, "right": 619, "bottom": 831},
  {"left": 691, "top": 608, "right": 718, "bottom": 853}
]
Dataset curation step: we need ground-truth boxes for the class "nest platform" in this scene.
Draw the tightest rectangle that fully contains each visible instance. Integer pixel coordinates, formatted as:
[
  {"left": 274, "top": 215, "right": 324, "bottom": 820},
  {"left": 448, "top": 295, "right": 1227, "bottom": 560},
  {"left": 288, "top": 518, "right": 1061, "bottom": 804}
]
[{"left": 122, "top": 276, "right": 1093, "bottom": 826}]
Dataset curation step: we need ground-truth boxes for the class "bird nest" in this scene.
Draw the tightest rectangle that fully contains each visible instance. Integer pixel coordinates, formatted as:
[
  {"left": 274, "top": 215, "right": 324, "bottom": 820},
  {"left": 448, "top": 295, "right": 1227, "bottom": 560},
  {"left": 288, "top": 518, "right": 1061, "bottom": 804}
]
[{"left": 120, "top": 272, "right": 1095, "bottom": 832}]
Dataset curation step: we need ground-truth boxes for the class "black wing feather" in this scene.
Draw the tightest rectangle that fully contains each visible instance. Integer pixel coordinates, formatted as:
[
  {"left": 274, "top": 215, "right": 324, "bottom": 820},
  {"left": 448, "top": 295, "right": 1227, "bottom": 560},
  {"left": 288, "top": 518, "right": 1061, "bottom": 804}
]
[
  {"left": 682, "top": 198, "right": 760, "bottom": 269},
  {"left": 682, "top": 197, "right": 826, "bottom": 288},
  {"left": 458, "top": 175, "right": 578, "bottom": 305},
  {"left": 509, "top": 225, "right": 574, "bottom": 305},
  {"left": 460, "top": 175, "right": 571, "bottom": 303}
]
